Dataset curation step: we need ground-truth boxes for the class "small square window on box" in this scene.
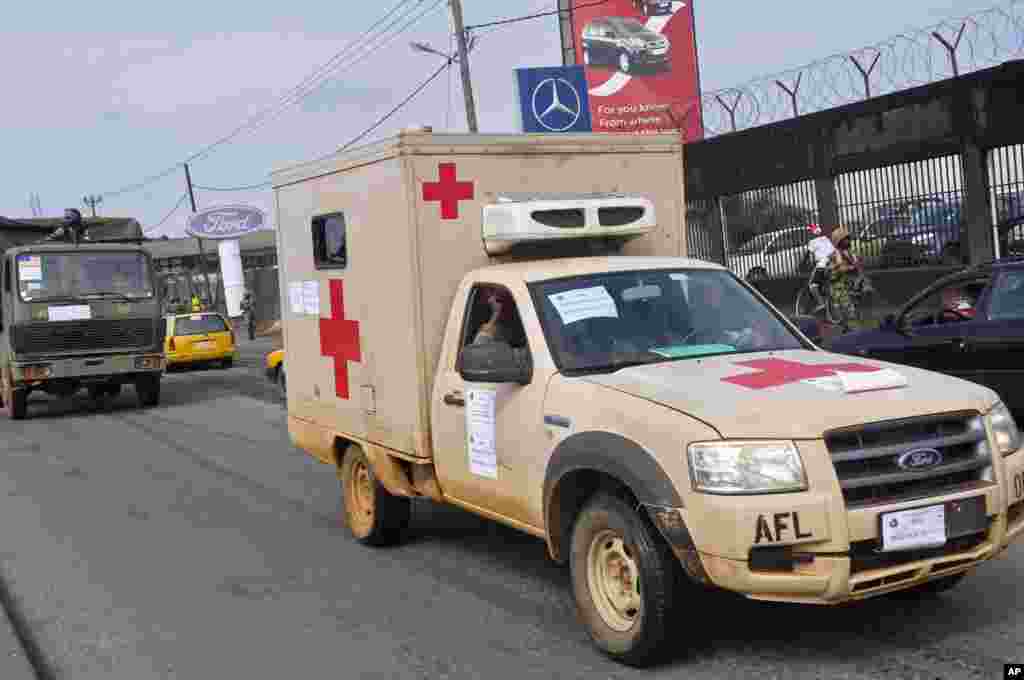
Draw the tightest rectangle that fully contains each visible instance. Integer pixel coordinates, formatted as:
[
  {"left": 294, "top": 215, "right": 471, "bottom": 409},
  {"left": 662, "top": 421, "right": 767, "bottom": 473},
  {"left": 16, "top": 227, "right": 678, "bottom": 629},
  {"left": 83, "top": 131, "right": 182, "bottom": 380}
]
[{"left": 312, "top": 212, "right": 347, "bottom": 270}]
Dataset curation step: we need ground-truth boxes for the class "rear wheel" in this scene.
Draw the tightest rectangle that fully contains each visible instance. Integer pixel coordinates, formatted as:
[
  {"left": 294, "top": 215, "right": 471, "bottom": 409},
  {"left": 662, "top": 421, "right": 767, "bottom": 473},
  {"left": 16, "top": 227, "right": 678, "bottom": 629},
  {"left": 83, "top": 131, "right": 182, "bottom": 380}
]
[
  {"left": 339, "top": 447, "right": 410, "bottom": 546},
  {"left": 569, "top": 492, "right": 680, "bottom": 667},
  {"left": 276, "top": 364, "right": 286, "bottom": 397},
  {"left": 136, "top": 375, "right": 160, "bottom": 407},
  {"left": 221, "top": 357, "right": 234, "bottom": 369},
  {"left": 2, "top": 385, "right": 27, "bottom": 420}
]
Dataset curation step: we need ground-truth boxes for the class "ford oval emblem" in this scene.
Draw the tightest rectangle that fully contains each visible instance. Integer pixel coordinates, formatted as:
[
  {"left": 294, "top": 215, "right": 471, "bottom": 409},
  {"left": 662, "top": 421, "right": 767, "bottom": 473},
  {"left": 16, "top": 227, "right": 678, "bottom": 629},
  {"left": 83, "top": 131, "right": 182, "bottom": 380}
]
[
  {"left": 185, "top": 204, "right": 267, "bottom": 240},
  {"left": 896, "top": 448, "right": 943, "bottom": 471}
]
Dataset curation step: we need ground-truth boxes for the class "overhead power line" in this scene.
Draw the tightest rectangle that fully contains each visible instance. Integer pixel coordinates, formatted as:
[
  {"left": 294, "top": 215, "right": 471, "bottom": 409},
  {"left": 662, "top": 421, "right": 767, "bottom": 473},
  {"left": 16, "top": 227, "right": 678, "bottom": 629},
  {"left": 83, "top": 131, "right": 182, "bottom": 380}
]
[
  {"left": 98, "top": 0, "right": 445, "bottom": 200},
  {"left": 144, "top": 193, "right": 189, "bottom": 234},
  {"left": 193, "top": 182, "right": 271, "bottom": 192},
  {"left": 465, "top": 0, "right": 610, "bottom": 33}
]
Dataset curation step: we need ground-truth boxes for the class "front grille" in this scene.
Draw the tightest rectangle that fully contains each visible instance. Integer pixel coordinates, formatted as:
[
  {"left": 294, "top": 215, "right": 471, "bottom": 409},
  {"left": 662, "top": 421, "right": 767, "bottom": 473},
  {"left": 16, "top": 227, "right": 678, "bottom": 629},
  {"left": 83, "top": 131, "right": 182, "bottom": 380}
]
[
  {"left": 12, "top": 319, "right": 155, "bottom": 355},
  {"left": 825, "top": 412, "right": 991, "bottom": 507},
  {"left": 849, "top": 531, "right": 988, "bottom": 573}
]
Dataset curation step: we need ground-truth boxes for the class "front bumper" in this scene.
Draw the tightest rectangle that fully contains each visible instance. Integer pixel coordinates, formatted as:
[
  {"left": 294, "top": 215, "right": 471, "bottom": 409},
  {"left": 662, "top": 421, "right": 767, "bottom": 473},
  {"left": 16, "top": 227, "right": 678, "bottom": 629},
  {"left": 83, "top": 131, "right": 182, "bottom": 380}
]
[
  {"left": 652, "top": 445, "right": 1024, "bottom": 605},
  {"left": 12, "top": 353, "right": 164, "bottom": 385},
  {"left": 166, "top": 348, "right": 237, "bottom": 366}
]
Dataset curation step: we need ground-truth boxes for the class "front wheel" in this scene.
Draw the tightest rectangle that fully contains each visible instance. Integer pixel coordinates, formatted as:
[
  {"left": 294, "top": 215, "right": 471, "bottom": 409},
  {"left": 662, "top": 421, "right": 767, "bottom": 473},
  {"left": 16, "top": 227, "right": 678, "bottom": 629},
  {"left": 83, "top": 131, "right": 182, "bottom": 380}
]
[
  {"left": 135, "top": 375, "right": 160, "bottom": 407},
  {"left": 619, "top": 52, "right": 632, "bottom": 74},
  {"left": 339, "top": 447, "right": 411, "bottom": 546},
  {"left": 569, "top": 492, "right": 680, "bottom": 667}
]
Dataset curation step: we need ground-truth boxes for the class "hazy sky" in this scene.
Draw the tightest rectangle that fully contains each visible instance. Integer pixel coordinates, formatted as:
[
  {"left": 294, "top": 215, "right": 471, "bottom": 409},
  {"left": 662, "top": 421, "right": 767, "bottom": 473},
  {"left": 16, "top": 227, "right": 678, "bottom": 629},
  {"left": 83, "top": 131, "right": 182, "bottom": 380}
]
[{"left": 0, "top": 0, "right": 1003, "bottom": 237}]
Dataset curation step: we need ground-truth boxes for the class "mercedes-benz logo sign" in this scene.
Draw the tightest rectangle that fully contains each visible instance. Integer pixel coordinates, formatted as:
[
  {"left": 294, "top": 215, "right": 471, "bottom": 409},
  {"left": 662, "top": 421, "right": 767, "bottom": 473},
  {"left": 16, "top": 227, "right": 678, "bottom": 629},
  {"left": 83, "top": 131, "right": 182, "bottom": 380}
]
[{"left": 531, "top": 77, "right": 582, "bottom": 132}]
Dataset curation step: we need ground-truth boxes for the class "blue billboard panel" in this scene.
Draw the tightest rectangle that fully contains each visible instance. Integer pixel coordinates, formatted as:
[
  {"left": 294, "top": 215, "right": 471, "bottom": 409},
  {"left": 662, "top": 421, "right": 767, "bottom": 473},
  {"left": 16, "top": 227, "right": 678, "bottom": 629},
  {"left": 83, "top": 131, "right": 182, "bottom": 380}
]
[{"left": 515, "top": 65, "right": 593, "bottom": 133}]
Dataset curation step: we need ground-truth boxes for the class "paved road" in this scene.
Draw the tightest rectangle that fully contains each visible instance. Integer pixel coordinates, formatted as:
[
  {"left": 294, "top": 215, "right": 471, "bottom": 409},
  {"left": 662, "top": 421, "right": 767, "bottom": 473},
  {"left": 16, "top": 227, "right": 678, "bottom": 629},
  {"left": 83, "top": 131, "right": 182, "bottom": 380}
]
[{"left": 1, "top": 338, "right": 1023, "bottom": 679}]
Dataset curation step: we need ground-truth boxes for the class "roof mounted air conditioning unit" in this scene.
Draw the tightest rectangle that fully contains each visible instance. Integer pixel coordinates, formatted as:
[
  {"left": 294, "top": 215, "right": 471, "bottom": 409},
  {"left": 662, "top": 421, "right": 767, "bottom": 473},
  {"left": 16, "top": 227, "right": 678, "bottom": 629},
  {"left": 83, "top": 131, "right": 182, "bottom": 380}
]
[{"left": 482, "top": 192, "right": 654, "bottom": 256}]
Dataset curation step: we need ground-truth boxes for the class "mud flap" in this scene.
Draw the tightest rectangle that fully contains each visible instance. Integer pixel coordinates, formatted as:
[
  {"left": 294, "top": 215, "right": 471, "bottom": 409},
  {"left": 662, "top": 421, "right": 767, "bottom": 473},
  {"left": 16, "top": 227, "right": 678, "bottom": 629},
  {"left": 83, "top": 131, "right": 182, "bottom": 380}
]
[{"left": 644, "top": 505, "right": 714, "bottom": 587}]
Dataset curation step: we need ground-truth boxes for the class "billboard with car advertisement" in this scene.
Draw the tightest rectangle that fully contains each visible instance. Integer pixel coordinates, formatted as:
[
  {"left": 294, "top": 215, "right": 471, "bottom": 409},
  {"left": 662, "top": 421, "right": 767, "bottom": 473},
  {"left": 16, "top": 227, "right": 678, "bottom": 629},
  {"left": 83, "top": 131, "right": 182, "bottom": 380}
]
[{"left": 563, "top": 0, "right": 703, "bottom": 141}]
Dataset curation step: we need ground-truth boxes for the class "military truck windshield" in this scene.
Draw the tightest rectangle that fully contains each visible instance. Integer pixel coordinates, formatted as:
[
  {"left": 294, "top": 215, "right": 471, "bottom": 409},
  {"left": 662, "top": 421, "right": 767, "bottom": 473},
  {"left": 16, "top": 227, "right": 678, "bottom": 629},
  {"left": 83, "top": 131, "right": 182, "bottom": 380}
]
[
  {"left": 16, "top": 251, "right": 153, "bottom": 302},
  {"left": 530, "top": 269, "right": 804, "bottom": 374}
]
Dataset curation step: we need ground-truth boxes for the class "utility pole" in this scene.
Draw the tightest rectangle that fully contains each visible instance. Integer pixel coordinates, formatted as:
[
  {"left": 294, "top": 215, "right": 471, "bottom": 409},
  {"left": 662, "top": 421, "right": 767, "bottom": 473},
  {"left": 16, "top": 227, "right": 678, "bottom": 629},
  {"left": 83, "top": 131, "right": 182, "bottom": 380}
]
[
  {"left": 82, "top": 194, "right": 103, "bottom": 217},
  {"left": 449, "top": 0, "right": 478, "bottom": 132},
  {"left": 183, "top": 163, "right": 216, "bottom": 312}
]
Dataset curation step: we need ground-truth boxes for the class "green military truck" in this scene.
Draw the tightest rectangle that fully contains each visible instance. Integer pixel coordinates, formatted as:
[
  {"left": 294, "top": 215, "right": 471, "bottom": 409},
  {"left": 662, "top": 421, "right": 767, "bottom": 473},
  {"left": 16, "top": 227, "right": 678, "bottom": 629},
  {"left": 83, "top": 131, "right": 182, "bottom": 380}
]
[{"left": 0, "top": 215, "right": 166, "bottom": 419}]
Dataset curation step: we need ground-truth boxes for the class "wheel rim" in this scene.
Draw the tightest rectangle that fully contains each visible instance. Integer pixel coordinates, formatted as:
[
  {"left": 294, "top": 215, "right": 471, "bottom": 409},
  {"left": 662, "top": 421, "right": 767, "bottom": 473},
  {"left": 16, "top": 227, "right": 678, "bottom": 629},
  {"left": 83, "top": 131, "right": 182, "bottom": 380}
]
[
  {"left": 586, "top": 529, "right": 641, "bottom": 632},
  {"left": 345, "top": 458, "right": 375, "bottom": 536}
]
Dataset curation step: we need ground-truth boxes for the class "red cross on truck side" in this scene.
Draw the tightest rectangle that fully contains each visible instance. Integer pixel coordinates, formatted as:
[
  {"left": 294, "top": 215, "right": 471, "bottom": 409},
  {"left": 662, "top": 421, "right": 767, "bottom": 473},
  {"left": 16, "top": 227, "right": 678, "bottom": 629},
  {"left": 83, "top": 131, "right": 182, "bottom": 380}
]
[
  {"left": 422, "top": 162, "right": 474, "bottom": 219},
  {"left": 722, "top": 357, "right": 880, "bottom": 390},
  {"left": 319, "top": 279, "right": 361, "bottom": 399}
]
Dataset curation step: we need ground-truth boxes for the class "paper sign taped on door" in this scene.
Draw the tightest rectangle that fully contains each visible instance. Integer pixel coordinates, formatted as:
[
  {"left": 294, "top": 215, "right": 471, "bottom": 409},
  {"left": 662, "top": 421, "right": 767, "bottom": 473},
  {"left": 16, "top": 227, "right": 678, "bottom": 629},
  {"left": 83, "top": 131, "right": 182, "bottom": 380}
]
[
  {"left": 466, "top": 388, "right": 497, "bottom": 479},
  {"left": 547, "top": 286, "right": 619, "bottom": 325}
]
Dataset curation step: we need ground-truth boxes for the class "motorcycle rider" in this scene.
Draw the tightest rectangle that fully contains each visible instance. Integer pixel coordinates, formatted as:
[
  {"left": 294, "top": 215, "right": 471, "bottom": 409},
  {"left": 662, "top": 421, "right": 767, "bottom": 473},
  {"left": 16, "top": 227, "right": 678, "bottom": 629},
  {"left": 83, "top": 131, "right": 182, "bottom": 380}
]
[{"left": 805, "top": 223, "right": 835, "bottom": 309}]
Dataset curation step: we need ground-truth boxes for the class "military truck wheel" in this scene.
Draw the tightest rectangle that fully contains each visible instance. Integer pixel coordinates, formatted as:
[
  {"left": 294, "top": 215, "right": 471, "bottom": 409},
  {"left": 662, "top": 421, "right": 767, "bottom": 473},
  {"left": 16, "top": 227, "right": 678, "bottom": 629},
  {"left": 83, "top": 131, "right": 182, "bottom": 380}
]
[
  {"left": 339, "top": 447, "right": 410, "bottom": 546},
  {"left": 3, "top": 387, "right": 27, "bottom": 420},
  {"left": 569, "top": 492, "right": 678, "bottom": 667},
  {"left": 135, "top": 375, "right": 160, "bottom": 407}
]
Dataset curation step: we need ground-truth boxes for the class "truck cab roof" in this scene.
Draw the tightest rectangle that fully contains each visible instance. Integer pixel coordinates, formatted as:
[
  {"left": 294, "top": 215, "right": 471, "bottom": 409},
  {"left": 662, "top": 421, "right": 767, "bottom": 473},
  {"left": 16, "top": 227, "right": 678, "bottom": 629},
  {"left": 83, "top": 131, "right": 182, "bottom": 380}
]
[{"left": 467, "top": 255, "right": 725, "bottom": 284}]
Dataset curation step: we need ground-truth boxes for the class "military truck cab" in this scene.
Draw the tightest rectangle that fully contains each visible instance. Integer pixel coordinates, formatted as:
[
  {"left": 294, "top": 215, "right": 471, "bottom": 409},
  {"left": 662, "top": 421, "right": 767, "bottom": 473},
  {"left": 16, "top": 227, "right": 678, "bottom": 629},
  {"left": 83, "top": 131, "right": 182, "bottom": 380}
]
[
  {"left": 273, "top": 131, "right": 1024, "bottom": 667},
  {"left": 0, "top": 218, "right": 165, "bottom": 418}
]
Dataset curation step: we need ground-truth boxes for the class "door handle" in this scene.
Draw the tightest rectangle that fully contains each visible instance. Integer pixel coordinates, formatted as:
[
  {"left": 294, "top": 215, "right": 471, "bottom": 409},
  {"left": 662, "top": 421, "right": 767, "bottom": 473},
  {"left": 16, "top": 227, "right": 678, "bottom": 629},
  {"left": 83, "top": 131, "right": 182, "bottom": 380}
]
[{"left": 443, "top": 391, "right": 465, "bottom": 407}]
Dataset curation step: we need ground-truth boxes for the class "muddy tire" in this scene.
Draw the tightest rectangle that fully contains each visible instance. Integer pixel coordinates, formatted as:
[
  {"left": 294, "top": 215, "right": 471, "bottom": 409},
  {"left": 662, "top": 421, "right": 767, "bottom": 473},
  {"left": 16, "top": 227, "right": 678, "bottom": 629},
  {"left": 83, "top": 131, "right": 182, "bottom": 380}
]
[
  {"left": 339, "top": 447, "right": 411, "bottom": 546},
  {"left": 569, "top": 492, "right": 679, "bottom": 667},
  {"left": 135, "top": 375, "right": 160, "bottom": 408}
]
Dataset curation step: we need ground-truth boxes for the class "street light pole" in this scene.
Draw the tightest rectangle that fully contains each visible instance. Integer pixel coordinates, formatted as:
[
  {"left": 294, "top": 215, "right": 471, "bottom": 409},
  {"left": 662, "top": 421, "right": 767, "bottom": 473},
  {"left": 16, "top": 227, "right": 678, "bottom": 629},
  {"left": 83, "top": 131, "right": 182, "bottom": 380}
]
[{"left": 449, "top": 0, "right": 478, "bottom": 132}]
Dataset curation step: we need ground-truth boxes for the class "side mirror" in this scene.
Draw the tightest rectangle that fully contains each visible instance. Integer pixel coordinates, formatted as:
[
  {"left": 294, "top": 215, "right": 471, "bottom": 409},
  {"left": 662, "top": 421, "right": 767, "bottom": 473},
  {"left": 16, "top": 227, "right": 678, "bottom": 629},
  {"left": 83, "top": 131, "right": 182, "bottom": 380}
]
[{"left": 459, "top": 342, "right": 532, "bottom": 385}]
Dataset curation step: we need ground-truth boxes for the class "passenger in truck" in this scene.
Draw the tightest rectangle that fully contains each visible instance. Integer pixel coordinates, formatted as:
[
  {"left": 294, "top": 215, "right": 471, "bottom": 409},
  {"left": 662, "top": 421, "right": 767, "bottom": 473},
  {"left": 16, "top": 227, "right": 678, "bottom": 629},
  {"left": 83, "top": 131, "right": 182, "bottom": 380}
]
[{"left": 471, "top": 287, "right": 525, "bottom": 347}]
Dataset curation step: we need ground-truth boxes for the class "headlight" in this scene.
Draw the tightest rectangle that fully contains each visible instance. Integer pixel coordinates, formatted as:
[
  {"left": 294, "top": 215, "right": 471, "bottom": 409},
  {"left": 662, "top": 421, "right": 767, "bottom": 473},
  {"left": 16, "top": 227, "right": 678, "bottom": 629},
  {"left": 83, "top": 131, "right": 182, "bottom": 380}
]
[
  {"left": 686, "top": 441, "right": 808, "bottom": 494},
  {"left": 989, "top": 402, "right": 1022, "bottom": 456}
]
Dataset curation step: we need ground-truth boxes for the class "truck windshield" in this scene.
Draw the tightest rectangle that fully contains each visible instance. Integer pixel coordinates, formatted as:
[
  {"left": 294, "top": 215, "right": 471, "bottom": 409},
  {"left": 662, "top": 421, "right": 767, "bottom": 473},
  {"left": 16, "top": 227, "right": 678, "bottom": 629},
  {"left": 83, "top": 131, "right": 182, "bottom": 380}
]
[
  {"left": 530, "top": 268, "right": 805, "bottom": 374},
  {"left": 16, "top": 251, "right": 153, "bottom": 302}
]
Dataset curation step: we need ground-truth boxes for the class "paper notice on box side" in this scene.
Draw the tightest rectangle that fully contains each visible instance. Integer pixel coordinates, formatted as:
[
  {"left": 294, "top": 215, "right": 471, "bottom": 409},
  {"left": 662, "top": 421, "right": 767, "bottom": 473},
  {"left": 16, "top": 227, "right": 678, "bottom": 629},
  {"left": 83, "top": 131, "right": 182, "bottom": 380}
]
[
  {"left": 302, "top": 281, "right": 320, "bottom": 316},
  {"left": 547, "top": 286, "right": 618, "bottom": 325},
  {"left": 838, "top": 368, "right": 908, "bottom": 393},
  {"left": 288, "top": 282, "right": 304, "bottom": 314},
  {"left": 466, "top": 388, "right": 497, "bottom": 479}
]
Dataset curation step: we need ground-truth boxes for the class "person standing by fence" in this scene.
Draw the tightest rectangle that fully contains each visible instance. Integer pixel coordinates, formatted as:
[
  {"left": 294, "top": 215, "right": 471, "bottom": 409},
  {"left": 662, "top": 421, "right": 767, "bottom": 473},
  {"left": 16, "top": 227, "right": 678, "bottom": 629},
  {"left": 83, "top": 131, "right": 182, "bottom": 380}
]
[{"left": 827, "top": 225, "right": 863, "bottom": 332}]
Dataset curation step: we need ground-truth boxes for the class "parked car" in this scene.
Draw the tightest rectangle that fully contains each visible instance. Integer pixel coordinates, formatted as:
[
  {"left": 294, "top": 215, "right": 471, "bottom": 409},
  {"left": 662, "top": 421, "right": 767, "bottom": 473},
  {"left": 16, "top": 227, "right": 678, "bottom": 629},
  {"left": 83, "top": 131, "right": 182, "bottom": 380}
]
[
  {"left": 631, "top": 0, "right": 673, "bottom": 15},
  {"left": 881, "top": 199, "right": 965, "bottom": 266},
  {"left": 850, "top": 215, "right": 903, "bottom": 268},
  {"left": 727, "top": 226, "right": 811, "bottom": 281},
  {"left": 825, "top": 256, "right": 1024, "bottom": 421},
  {"left": 164, "top": 311, "right": 238, "bottom": 370},
  {"left": 265, "top": 349, "right": 285, "bottom": 396},
  {"left": 581, "top": 16, "right": 670, "bottom": 74}
]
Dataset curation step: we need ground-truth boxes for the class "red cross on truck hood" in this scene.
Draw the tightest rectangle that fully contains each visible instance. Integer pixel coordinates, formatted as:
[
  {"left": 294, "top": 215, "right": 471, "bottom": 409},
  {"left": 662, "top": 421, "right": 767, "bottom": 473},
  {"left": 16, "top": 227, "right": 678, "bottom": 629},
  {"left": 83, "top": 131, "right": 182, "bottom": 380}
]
[{"left": 579, "top": 349, "right": 999, "bottom": 439}]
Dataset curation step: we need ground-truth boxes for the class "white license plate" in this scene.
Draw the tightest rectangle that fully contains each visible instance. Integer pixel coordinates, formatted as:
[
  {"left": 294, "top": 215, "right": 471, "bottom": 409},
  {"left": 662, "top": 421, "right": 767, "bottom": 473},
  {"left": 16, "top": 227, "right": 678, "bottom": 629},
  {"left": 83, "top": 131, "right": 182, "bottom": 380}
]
[
  {"left": 193, "top": 341, "right": 214, "bottom": 351},
  {"left": 880, "top": 504, "right": 946, "bottom": 551}
]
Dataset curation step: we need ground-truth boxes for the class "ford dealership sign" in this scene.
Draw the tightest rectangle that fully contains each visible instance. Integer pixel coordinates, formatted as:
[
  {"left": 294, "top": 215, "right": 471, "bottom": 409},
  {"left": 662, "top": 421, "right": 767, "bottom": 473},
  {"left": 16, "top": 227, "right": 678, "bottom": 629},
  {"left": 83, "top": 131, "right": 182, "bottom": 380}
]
[{"left": 186, "top": 205, "right": 267, "bottom": 239}]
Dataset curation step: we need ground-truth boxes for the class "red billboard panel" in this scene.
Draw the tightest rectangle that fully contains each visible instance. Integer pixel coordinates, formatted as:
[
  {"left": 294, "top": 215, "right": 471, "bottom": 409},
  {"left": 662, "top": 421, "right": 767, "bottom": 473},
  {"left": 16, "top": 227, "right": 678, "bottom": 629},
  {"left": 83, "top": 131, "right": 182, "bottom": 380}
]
[{"left": 572, "top": 0, "right": 703, "bottom": 141}]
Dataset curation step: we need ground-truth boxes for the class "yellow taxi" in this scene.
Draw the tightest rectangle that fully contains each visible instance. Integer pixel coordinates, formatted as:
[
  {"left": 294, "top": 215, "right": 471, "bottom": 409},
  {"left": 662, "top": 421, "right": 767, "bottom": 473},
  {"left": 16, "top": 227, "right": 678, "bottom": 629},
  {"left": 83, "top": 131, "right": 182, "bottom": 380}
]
[
  {"left": 164, "top": 311, "right": 239, "bottom": 370},
  {"left": 265, "top": 349, "right": 284, "bottom": 395}
]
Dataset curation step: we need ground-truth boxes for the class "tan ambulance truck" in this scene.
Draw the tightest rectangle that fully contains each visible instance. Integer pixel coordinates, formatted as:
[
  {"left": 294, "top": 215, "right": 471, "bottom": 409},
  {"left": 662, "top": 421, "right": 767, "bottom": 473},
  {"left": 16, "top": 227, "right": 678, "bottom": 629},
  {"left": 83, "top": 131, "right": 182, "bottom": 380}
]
[{"left": 272, "top": 130, "right": 1024, "bottom": 666}]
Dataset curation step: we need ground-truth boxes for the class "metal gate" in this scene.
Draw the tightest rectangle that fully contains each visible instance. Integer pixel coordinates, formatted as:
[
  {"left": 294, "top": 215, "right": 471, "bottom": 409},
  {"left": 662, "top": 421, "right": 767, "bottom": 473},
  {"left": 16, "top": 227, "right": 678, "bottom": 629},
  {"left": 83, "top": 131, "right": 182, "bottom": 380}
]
[
  {"left": 684, "top": 198, "right": 726, "bottom": 265},
  {"left": 988, "top": 143, "right": 1024, "bottom": 259},
  {"left": 835, "top": 154, "right": 964, "bottom": 268},
  {"left": 721, "top": 179, "right": 818, "bottom": 280}
]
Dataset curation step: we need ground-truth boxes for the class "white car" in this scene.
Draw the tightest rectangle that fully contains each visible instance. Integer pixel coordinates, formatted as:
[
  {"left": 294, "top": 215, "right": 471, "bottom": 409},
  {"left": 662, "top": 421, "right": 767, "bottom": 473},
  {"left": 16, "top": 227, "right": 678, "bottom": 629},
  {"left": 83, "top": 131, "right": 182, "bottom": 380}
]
[{"left": 727, "top": 226, "right": 812, "bottom": 282}]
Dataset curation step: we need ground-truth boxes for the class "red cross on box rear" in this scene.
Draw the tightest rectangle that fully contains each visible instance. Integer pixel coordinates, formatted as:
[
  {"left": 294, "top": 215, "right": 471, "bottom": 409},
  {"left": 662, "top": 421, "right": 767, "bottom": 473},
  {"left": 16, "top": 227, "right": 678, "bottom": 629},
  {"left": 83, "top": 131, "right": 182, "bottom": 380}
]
[
  {"left": 319, "top": 279, "right": 361, "bottom": 399},
  {"left": 722, "top": 358, "right": 880, "bottom": 390},
  {"left": 423, "top": 162, "right": 474, "bottom": 219}
]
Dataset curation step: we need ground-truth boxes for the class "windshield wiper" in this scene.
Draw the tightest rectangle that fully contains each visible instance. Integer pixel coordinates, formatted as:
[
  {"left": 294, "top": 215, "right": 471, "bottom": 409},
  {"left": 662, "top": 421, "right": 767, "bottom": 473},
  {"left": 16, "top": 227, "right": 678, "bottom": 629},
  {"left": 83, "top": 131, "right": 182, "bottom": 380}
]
[
  {"left": 82, "top": 291, "right": 145, "bottom": 302},
  {"left": 565, "top": 359, "right": 655, "bottom": 376}
]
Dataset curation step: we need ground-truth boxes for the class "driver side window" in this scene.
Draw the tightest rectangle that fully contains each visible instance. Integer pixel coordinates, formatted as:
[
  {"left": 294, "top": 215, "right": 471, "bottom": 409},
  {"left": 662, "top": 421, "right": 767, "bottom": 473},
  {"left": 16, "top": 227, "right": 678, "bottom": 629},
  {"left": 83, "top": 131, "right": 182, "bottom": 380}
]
[
  {"left": 457, "top": 284, "right": 530, "bottom": 368},
  {"left": 903, "top": 277, "right": 988, "bottom": 327}
]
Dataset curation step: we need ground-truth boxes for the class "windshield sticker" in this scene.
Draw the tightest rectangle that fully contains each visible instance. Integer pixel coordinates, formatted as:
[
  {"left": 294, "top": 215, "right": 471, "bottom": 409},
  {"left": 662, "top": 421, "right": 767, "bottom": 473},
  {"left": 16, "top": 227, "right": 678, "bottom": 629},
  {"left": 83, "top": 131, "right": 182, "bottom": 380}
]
[
  {"left": 650, "top": 344, "right": 735, "bottom": 359},
  {"left": 17, "top": 256, "right": 42, "bottom": 281},
  {"left": 47, "top": 305, "right": 92, "bottom": 322},
  {"left": 466, "top": 388, "right": 497, "bottom": 479},
  {"left": 548, "top": 286, "right": 618, "bottom": 325}
]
